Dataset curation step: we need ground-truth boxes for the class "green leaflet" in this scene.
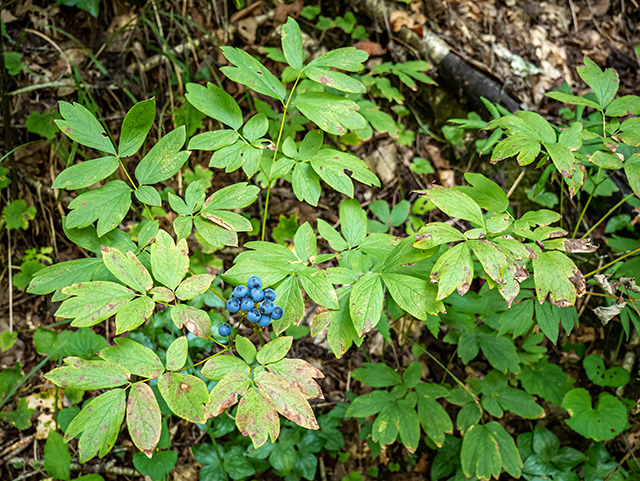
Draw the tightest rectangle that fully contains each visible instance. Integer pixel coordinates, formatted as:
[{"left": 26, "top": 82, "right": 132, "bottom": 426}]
[
  {"left": 55, "top": 281, "right": 136, "bottom": 327},
  {"left": 101, "top": 246, "right": 153, "bottom": 294},
  {"left": 52, "top": 156, "right": 119, "bottom": 190},
  {"left": 418, "top": 187, "right": 485, "bottom": 226},
  {"left": 266, "top": 358, "right": 324, "bottom": 399},
  {"left": 416, "top": 383, "right": 452, "bottom": 447},
  {"left": 64, "top": 389, "right": 126, "bottom": 462},
  {"left": 305, "top": 67, "right": 366, "bottom": 93},
  {"left": 349, "top": 272, "right": 383, "bottom": 337},
  {"left": 532, "top": 251, "right": 585, "bottom": 308},
  {"left": 150, "top": 230, "right": 189, "bottom": 291},
  {"left": 221, "top": 47, "right": 286, "bottom": 100},
  {"left": 294, "top": 92, "right": 366, "bottom": 135},
  {"left": 185, "top": 83, "right": 243, "bottom": 129},
  {"left": 430, "top": 242, "right": 473, "bottom": 300},
  {"left": 236, "top": 386, "right": 280, "bottom": 448},
  {"left": 310, "top": 149, "right": 379, "bottom": 196},
  {"left": 158, "top": 372, "right": 209, "bottom": 423},
  {"left": 66, "top": 180, "right": 132, "bottom": 237},
  {"left": 457, "top": 173, "right": 509, "bottom": 213},
  {"left": 45, "top": 356, "right": 130, "bottom": 390},
  {"left": 305, "top": 47, "right": 368, "bottom": 72},
  {"left": 201, "top": 355, "right": 250, "bottom": 382},
  {"left": 55, "top": 101, "right": 116, "bottom": 154},
  {"left": 135, "top": 126, "right": 190, "bottom": 185},
  {"left": 413, "top": 223, "right": 466, "bottom": 249},
  {"left": 165, "top": 336, "right": 188, "bottom": 371},
  {"left": 292, "top": 162, "right": 321, "bottom": 206},
  {"left": 175, "top": 274, "right": 213, "bottom": 301},
  {"left": 27, "top": 258, "right": 103, "bottom": 295},
  {"left": 351, "top": 362, "right": 401, "bottom": 388},
  {"left": 282, "top": 17, "right": 304, "bottom": 70},
  {"left": 577, "top": 56, "right": 619, "bottom": 108},
  {"left": 583, "top": 354, "right": 629, "bottom": 387},
  {"left": 311, "top": 286, "right": 360, "bottom": 359},
  {"left": 339, "top": 198, "right": 367, "bottom": 248},
  {"left": 115, "top": 296, "right": 155, "bottom": 334},
  {"left": 381, "top": 272, "right": 444, "bottom": 320},
  {"left": 44, "top": 430, "right": 71, "bottom": 480},
  {"left": 297, "top": 268, "right": 339, "bottom": 310},
  {"left": 99, "top": 337, "right": 164, "bottom": 378},
  {"left": 562, "top": 389, "right": 627, "bottom": 441},
  {"left": 119, "top": 98, "right": 156, "bottom": 158},
  {"left": 256, "top": 336, "right": 292, "bottom": 365},
  {"left": 272, "top": 274, "right": 305, "bottom": 334},
  {"left": 127, "top": 383, "right": 162, "bottom": 457}
]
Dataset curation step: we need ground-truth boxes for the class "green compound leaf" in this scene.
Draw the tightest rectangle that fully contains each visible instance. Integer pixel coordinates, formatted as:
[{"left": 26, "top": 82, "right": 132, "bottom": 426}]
[
  {"left": 352, "top": 362, "right": 401, "bottom": 388},
  {"left": 236, "top": 386, "right": 280, "bottom": 448},
  {"left": 55, "top": 281, "right": 136, "bottom": 327},
  {"left": 305, "top": 47, "right": 368, "bottom": 72},
  {"left": 518, "top": 356, "right": 574, "bottom": 406},
  {"left": 150, "top": 230, "right": 189, "bottom": 291},
  {"left": 65, "top": 180, "right": 132, "bottom": 237},
  {"left": 417, "top": 187, "right": 484, "bottom": 226},
  {"left": 64, "top": 389, "right": 126, "bottom": 462},
  {"left": 55, "top": 101, "right": 116, "bottom": 154},
  {"left": 114, "top": 296, "right": 155, "bottom": 334},
  {"left": 282, "top": 17, "right": 304, "bottom": 70},
  {"left": 257, "top": 336, "right": 293, "bottom": 365},
  {"left": 119, "top": 98, "right": 156, "bottom": 158},
  {"left": 135, "top": 126, "right": 190, "bottom": 185},
  {"left": 221, "top": 47, "right": 286, "bottom": 100},
  {"left": 461, "top": 422, "right": 522, "bottom": 480},
  {"left": 101, "top": 246, "right": 152, "bottom": 294},
  {"left": 349, "top": 272, "right": 383, "bottom": 337},
  {"left": 44, "top": 430, "right": 71, "bottom": 480},
  {"left": 266, "top": 358, "right": 324, "bottom": 399},
  {"left": 430, "top": 242, "right": 473, "bottom": 300},
  {"left": 562, "top": 388, "right": 627, "bottom": 441},
  {"left": 158, "top": 372, "right": 209, "bottom": 423},
  {"left": 99, "top": 337, "right": 164, "bottom": 378},
  {"left": 583, "top": 354, "right": 630, "bottom": 387},
  {"left": 185, "top": 83, "right": 243, "bottom": 130},
  {"left": 127, "top": 383, "right": 162, "bottom": 458},
  {"left": 532, "top": 251, "right": 586, "bottom": 308},
  {"left": 294, "top": 92, "right": 366, "bottom": 135},
  {"left": 165, "top": 336, "right": 188, "bottom": 371},
  {"left": 52, "top": 156, "right": 120, "bottom": 191},
  {"left": 310, "top": 149, "right": 379, "bottom": 196},
  {"left": 45, "top": 356, "right": 130, "bottom": 389}
]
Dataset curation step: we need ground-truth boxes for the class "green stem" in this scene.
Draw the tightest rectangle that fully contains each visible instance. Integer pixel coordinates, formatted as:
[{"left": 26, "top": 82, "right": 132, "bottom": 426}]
[
  {"left": 582, "top": 193, "right": 635, "bottom": 239},
  {"left": 0, "top": 356, "right": 50, "bottom": 410},
  {"left": 261, "top": 73, "right": 302, "bottom": 242},
  {"left": 572, "top": 168, "right": 601, "bottom": 238},
  {"left": 585, "top": 247, "right": 640, "bottom": 277},
  {"left": 117, "top": 156, "right": 154, "bottom": 220}
]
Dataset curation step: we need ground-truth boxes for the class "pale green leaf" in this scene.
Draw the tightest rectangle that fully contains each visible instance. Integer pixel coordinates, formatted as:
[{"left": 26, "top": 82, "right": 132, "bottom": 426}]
[
  {"left": 56, "top": 101, "right": 116, "bottom": 154},
  {"left": 119, "top": 98, "right": 156, "bottom": 158},
  {"left": 52, "top": 156, "right": 119, "bottom": 190}
]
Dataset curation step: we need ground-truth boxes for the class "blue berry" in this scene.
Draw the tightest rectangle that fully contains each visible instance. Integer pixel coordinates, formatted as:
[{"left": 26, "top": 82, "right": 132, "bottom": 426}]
[
  {"left": 259, "top": 300, "right": 274, "bottom": 315},
  {"left": 264, "top": 288, "right": 276, "bottom": 302},
  {"left": 232, "top": 285, "right": 249, "bottom": 298},
  {"left": 226, "top": 298, "right": 240, "bottom": 313},
  {"left": 247, "top": 276, "right": 263, "bottom": 290},
  {"left": 250, "top": 288, "right": 264, "bottom": 303},
  {"left": 241, "top": 297, "right": 255, "bottom": 312},
  {"left": 270, "top": 305, "right": 283, "bottom": 320},
  {"left": 247, "top": 308, "right": 261, "bottom": 323},
  {"left": 257, "top": 315, "right": 271, "bottom": 327},
  {"left": 218, "top": 323, "right": 232, "bottom": 337}
]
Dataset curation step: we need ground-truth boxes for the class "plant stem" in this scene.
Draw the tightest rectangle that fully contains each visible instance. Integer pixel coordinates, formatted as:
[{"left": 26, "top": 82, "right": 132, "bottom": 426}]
[
  {"left": 572, "top": 167, "right": 601, "bottom": 238},
  {"left": 118, "top": 157, "right": 154, "bottom": 220},
  {"left": 582, "top": 193, "right": 635, "bottom": 239},
  {"left": 0, "top": 356, "right": 50, "bottom": 410},
  {"left": 260, "top": 73, "right": 302, "bottom": 242},
  {"left": 585, "top": 247, "right": 640, "bottom": 278}
]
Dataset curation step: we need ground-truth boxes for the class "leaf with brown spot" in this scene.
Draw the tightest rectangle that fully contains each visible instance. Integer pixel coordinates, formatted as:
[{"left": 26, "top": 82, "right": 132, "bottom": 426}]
[
  {"left": 157, "top": 372, "right": 208, "bottom": 423},
  {"left": 533, "top": 251, "right": 586, "bottom": 307},
  {"left": 412, "top": 223, "right": 466, "bottom": 249},
  {"left": 149, "top": 286, "right": 175, "bottom": 303},
  {"left": 127, "top": 383, "right": 161, "bottom": 458},
  {"left": 170, "top": 305, "right": 211, "bottom": 339},
  {"left": 430, "top": 242, "right": 473, "bottom": 301},
  {"left": 543, "top": 238, "right": 599, "bottom": 253},
  {"left": 101, "top": 246, "right": 153, "bottom": 293},
  {"left": 255, "top": 371, "right": 319, "bottom": 431},
  {"left": 165, "top": 336, "right": 188, "bottom": 371},
  {"left": 114, "top": 296, "right": 155, "bottom": 334},
  {"left": 235, "top": 386, "right": 280, "bottom": 448},
  {"left": 469, "top": 240, "right": 508, "bottom": 285},
  {"left": 310, "top": 286, "right": 360, "bottom": 359},
  {"left": 45, "top": 356, "right": 130, "bottom": 390},
  {"left": 349, "top": 272, "right": 384, "bottom": 337},
  {"left": 205, "top": 371, "right": 251, "bottom": 418},
  {"left": 175, "top": 274, "right": 214, "bottom": 301},
  {"left": 267, "top": 358, "right": 324, "bottom": 399}
]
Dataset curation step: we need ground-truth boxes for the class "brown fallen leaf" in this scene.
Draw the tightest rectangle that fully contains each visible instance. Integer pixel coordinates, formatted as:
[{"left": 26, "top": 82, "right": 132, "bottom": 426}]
[
  {"left": 273, "top": 0, "right": 303, "bottom": 25},
  {"left": 353, "top": 39, "right": 387, "bottom": 57}
]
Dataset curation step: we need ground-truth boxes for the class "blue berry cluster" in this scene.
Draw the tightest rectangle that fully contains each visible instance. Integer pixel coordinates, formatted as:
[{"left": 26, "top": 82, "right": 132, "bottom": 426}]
[{"left": 219, "top": 276, "right": 283, "bottom": 335}]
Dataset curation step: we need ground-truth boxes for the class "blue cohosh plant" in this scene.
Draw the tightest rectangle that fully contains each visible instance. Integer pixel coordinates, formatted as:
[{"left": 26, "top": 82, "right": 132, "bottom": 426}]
[{"left": 17, "top": 17, "right": 640, "bottom": 480}]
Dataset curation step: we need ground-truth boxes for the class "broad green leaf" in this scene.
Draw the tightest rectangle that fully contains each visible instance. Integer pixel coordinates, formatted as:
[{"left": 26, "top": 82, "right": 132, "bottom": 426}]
[
  {"left": 255, "top": 370, "right": 319, "bottom": 430},
  {"left": 305, "top": 67, "right": 366, "bottom": 93},
  {"left": 310, "top": 149, "right": 379, "bottom": 196},
  {"left": 562, "top": 389, "right": 627, "bottom": 441},
  {"left": 477, "top": 333, "right": 520, "bottom": 374},
  {"left": 469, "top": 240, "right": 507, "bottom": 284},
  {"left": 266, "top": 358, "right": 324, "bottom": 398},
  {"left": 64, "top": 389, "right": 126, "bottom": 462},
  {"left": 418, "top": 187, "right": 484, "bottom": 226},
  {"left": 577, "top": 57, "right": 619, "bottom": 108},
  {"left": 149, "top": 286, "right": 174, "bottom": 303},
  {"left": 185, "top": 83, "right": 243, "bottom": 129},
  {"left": 617, "top": 117, "right": 640, "bottom": 146},
  {"left": 345, "top": 390, "right": 393, "bottom": 417},
  {"left": 310, "top": 286, "right": 359, "bottom": 358},
  {"left": 416, "top": 384, "right": 452, "bottom": 447},
  {"left": 135, "top": 126, "right": 189, "bottom": 185},
  {"left": 202, "top": 182, "right": 261, "bottom": 211},
  {"left": 221, "top": 47, "right": 286, "bottom": 100},
  {"left": 558, "top": 122, "right": 583, "bottom": 150},
  {"left": 583, "top": 354, "right": 629, "bottom": 387},
  {"left": 206, "top": 371, "right": 251, "bottom": 417},
  {"left": 66, "top": 180, "right": 132, "bottom": 237},
  {"left": 133, "top": 450, "right": 177, "bottom": 480},
  {"left": 459, "top": 173, "right": 509, "bottom": 212},
  {"left": 114, "top": 296, "right": 155, "bottom": 334},
  {"left": 272, "top": 274, "right": 305, "bottom": 334},
  {"left": 292, "top": 162, "right": 322, "bottom": 206},
  {"left": 44, "top": 430, "right": 71, "bottom": 480},
  {"left": 150, "top": 229, "right": 189, "bottom": 290},
  {"left": 430, "top": 242, "right": 473, "bottom": 300},
  {"left": 158, "top": 372, "right": 209, "bottom": 423},
  {"left": 189, "top": 129, "right": 239, "bottom": 151},
  {"left": 243, "top": 113, "right": 269, "bottom": 142},
  {"left": 101, "top": 246, "right": 152, "bottom": 293},
  {"left": 382, "top": 272, "right": 444, "bottom": 319},
  {"left": 236, "top": 336, "right": 257, "bottom": 364},
  {"left": 294, "top": 222, "right": 317, "bottom": 263},
  {"left": 532, "top": 251, "right": 585, "bottom": 308},
  {"left": 518, "top": 356, "right": 574, "bottom": 406},
  {"left": 52, "top": 156, "right": 119, "bottom": 190},
  {"left": 516, "top": 111, "right": 556, "bottom": 143},
  {"left": 497, "top": 298, "right": 534, "bottom": 337},
  {"left": 27, "top": 258, "right": 102, "bottom": 295},
  {"left": 257, "top": 336, "right": 293, "bottom": 365},
  {"left": 45, "top": 356, "right": 130, "bottom": 389},
  {"left": 56, "top": 101, "right": 116, "bottom": 154},
  {"left": 119, "top": 98, "right": 156, "bottom": 158},
  {"left": 460, "top": 424, "right": 502, "bottom": 480},
  {"left": 201, "top": 355, "right": 250, "bottom": 381},
  {"left": 606, "top": 95, "right": 640, "bottom": 116},
  {"left": 495, "top": 387, "right": 543, "bottom": 419},
  {"left": 294, "top": 91, "right": 366, "bottom": 135},
  {"left": 349, "top": 272, "right": 383, "bottom": 336},
  {"left": 396, "top": 399, "right": 420, "bottom": 453},
  {"left": 317, "top": 219, "right": 348, "bottom": 252},
  {"left": 127, "top": 383, "right": 161, "bottom": 457},
  {"left": 352, "top": 362, "right": 401, "bottom": 387},
  {"left": 372, "top": 403, "right": 400, "bottom": 446},
  {"left": 413, "top": 223, "right": 466, "bottom": 249},
  {"left": 298, "top": 268, "right": 339, "bottom": 309},
  {"left": 135, "top": 185, "right": 161, "bottom": 206},
  {"left": 175, "top": 274, "right": 213, "bottom": 301},
  {"left": 340, "top": 199, "right": 367, "bottom": 248},
  {"left": 545, "top": 91, "right": 601, "bottom": 110},
  {"left": 195, "top": 215, "right": 238, "bottom": 249},
  {"left": 305, "top": 47, "right": 368, "bottom": 72},
  {"left": 543, "top": 142, "right": 577, "bottom": 178},
  {"left": 485, "top": 422, "right": 523, "bottom": 477},
  {"left": 55, "top": 281, "right": 136, "bottom": 327},
  {"left": 491, "top": 134, "right": 541, "bottom": 166},
  {"left": 99, "top": 337, "right": 164, "bottom": 378},
  {"left": 535, "top": 301, "right": 559, "bottom": 344},
  {"left": 625, "top": 154, "right": 640, "bottom": 199},
  {"left": 236, "top": 386, "right": 280, "bottom": 448},
  {"left": 281, "top": 17, "right": 304, "bottom": 70},
  {"left": 165, "top": 336, "right": 188, "bottom": 371}
]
